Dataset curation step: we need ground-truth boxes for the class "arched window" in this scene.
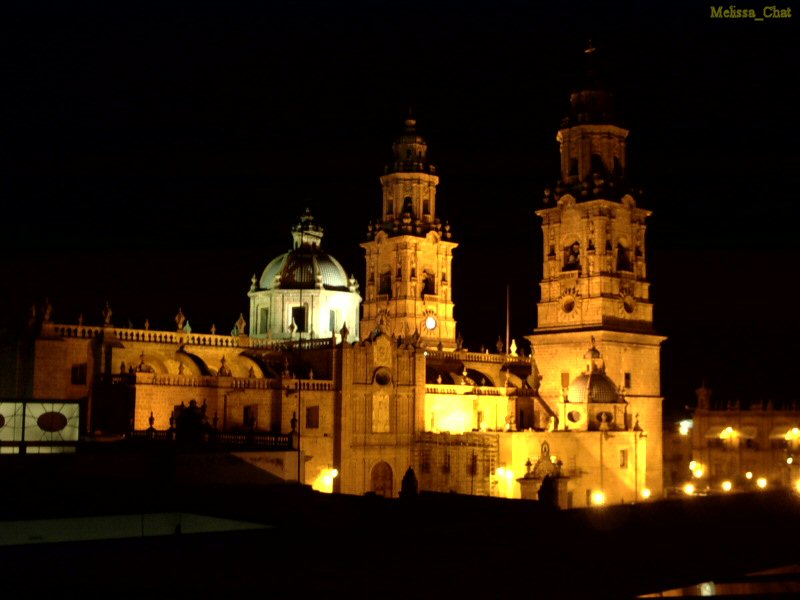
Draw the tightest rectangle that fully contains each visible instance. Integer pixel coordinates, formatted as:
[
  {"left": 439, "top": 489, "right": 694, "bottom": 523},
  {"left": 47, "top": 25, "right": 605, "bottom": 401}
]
[
  {"left": 379, "top": 271, "right": 392, "bottom": 296},
  {"left": 421, "top": 270, "right": 435, "bottom": 296},
  {"left": 616, "top": 242, "right": 632, "bottom": 272},
  {"left": 370, "top": 461, "right": 393, "bottom": 498}
]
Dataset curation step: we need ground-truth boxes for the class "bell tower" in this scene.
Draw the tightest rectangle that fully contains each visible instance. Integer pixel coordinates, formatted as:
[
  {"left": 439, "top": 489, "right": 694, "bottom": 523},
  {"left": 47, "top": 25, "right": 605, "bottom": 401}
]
[
  {"left": 528, "top": 44, "right": 667, "bottom": 496},
  {"left": 360, "top": 116, "right": 458, "bottom": 349}
]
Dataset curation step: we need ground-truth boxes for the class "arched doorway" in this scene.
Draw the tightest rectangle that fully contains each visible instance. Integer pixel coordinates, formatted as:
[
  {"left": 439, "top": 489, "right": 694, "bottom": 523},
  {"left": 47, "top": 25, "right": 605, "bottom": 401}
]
[{"left": 370, "top": 461, "right": 393, "bottom": 498}]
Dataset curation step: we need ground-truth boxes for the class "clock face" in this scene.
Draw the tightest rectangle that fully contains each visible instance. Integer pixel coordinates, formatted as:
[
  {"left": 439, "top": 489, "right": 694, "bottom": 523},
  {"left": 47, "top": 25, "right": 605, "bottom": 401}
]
[
  {"left": 424, "top": 315, "right": 437, "bottom": 331},
  {"left": 620, "top": 294, "right": 635, "bottom": 315}
]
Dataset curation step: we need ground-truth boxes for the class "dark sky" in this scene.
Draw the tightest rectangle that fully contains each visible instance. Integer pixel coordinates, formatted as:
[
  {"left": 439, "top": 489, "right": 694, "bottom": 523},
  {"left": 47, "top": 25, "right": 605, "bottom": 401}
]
[{"left": 2, "top": 1, "right": 798, "bottom": 418}]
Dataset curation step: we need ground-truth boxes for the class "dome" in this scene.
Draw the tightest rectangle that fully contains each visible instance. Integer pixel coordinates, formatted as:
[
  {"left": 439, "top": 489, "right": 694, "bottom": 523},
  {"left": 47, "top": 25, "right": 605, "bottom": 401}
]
[
  {"left": 257, "top": 210, "right": 352, "bottom": 292},
  {"left": 568, "top": 371, "right": 620, "bottom": 404},
  {"left": 568, "top": 337, "right": 622, "bottom": 403},
  {"left": 259, "top": 247, "right": 350, "bottom": 291}
]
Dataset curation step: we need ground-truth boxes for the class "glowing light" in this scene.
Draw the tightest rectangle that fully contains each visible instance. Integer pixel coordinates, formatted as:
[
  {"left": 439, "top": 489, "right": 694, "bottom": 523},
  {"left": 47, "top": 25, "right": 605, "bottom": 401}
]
[
  {"left": 550, "top": 454, "right": 558, "bottom": 464},
  {"left": 693, "top": 467, "right": 704, "bottom": 479},
  {"left": 795, "top": 479, "right": 800, "bottom": 494},
  {"left": 496, "top": 467, "right": 506, "bottom": 478},
  {"left": 678, "top": 420, "right": 692, "bottom": 436},
  {"left": 591, "top": 490, "right": 606, "bottom": 506},
  {"left": 641, "top": 488, "right": 651, "bottom": 499},
  {"left": 788, "top": 457, "right": 794, "bottom": 465},
  {"left": 689, "top": 460, "right": 697, "bottom": 471},
  {"left": 683, "top": 483, "right": 695, "bottom": 495},
  {"left": 719, "top": 426, "right": 738, "bottom": 440},
  {"left": 679, "top": 424, "right": 690, "bottom": 436},
  {"left": 505, "top": 469, "right": 514, "bottom": 480},
  {"left": 312, "top": 467, "right": 339, "bottom": 494},
  {"left": 745, "top": 471, "right": 753, "bottom": 480},
  {"left": 786, "top": 428, "right": 800, "bottom": 441},
  {"left": 756, "top": 477, "right": 767, "bottom": 489},
  {"left": 721, "top": 480, "right": 732, "bottom": 492}
]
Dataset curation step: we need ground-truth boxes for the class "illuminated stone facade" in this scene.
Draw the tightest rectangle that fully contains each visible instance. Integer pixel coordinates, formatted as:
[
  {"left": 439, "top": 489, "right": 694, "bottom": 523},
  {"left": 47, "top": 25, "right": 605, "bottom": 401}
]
[
  {"left": 248, "top": 209, "right": 361, "bottom": 344},
  {"left": 529, "top": 45, "right": 666, "bottom": 498},
  {"left": 5, "top": 49, "right": 665, "bottom": 506},
  {"left": 360, "top": 117, "right": 457, "bottom": 350}
]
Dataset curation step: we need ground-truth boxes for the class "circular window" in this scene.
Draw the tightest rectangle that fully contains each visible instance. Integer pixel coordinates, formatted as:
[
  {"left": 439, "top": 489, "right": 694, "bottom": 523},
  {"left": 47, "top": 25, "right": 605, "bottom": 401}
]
[
  {"left": 374, "top": 368, "right": 392, "bottom": 386},
  {"left": 37, "top": 411, "right": 68, "bottom": 433},
  {"left": 622, "top": 296, "right": 635, "bottom": 314},
  {"left": 567, "top": 410, "right": 582, "bottom": 423},
  {"left": 561, "top": 296, "right": 575, "bottom": 313}
]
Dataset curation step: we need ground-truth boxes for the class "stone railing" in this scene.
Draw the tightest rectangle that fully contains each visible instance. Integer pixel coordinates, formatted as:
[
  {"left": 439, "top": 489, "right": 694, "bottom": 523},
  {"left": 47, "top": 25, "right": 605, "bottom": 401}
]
[
  {"left": 45, "top": 323, "right": 105, "bottom": 339},
  {"left": 44, "top": 322, "right": 336, "bottom": 352},
  {"left": 425, "top": 384, "right": 537, "bottom": 397},
  {"left": 424, "top": 350, "right": 531, "bottom": 365}
]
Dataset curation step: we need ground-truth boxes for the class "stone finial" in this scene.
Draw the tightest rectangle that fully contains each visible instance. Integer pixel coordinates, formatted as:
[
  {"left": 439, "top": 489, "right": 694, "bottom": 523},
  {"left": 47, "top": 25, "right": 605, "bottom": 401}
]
[
  {"left": 183, "top": 320, "right": 192, "bottom": 334},
  {"left": 175, "top": 308, "right": 186, "bottom": 332},
  {"left": 339, "top": 322, "right": 349, "bottom": 342},
  {"left": 103, "top": 302, "right": 113, "bottom": 326},
  {"left": 510, "top": 339, "right": 518, "bottom": 357},
  {"left": 144, "top": 318, "right": 150, "bottom": 330},
  {"left": 148, "top": 411, "right": 155, "bottom": 429},
  {"left": 290, "top": 411, "right": 298, "bottom": 433},
  {"left": 210, "top": 323, "right": 216, "bottom": 335},
  {"left": 250, "top": 274, "right": 257, "bottom": 292},
  {"left": 78, "top": 313, "right": 84, "bottom": 326},
  {"left": 43, "top": 298, "right": 53, "bottom": 323},
  {"left": 218, "top": 356, "right": 232, "bottom": 377},
  {"left": 236, "top": 313, "right": 247, "bottom": 336}
]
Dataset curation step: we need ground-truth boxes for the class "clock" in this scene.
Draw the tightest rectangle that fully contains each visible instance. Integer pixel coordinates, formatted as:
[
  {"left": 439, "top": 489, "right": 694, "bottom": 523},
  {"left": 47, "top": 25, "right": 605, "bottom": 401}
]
[
  {"left": 620, "top": 293, "right": 636, "bottom": 315},
  {"left": 424, "top": 315, "right": 437, "bottom": 331}
]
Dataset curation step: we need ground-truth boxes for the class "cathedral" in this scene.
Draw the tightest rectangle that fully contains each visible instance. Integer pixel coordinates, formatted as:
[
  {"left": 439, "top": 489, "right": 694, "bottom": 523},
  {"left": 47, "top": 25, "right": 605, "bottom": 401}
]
[{"left": 2, "top": 47, "right": 665, "bottom": 507}]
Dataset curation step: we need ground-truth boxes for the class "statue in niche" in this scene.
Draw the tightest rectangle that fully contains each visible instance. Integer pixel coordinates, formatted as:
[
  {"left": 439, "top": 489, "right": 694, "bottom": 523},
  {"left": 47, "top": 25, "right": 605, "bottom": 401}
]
[
  {"left": 496, "top": 336, "right": 504, "bottom": 354},
  {"left": 564, "top": 242, "right": 580, "bottom": 271}
]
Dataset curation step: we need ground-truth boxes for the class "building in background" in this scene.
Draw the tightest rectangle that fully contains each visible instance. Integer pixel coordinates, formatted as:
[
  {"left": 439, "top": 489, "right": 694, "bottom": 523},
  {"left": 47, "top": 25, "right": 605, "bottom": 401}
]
[{"left": 664, "top": 383, "right": 800, "bottom": 496}]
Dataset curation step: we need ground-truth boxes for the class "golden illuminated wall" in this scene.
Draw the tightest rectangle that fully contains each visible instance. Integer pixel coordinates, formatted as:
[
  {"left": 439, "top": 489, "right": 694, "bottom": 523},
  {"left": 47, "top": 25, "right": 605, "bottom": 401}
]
[
  {"left": 336, "top": 335, "right": 422, "bottom": 496},
  {"left": 360, "top": 232, "right": 457, "bottom": 349},
  {"left": 360, "top": 118, "right": 458, "bottom": 350},
  {"left": 499, "top": 430, "right": 648, "bottom": 506},
  {"left": 530, "top": 118, "right": 666, "bottom": 497}
]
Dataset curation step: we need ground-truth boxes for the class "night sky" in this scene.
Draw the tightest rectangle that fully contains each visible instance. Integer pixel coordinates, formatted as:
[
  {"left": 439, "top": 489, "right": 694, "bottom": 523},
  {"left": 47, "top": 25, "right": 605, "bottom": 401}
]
[{"left": 2, "top": 2, "right": 798, "bottom": 419}]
